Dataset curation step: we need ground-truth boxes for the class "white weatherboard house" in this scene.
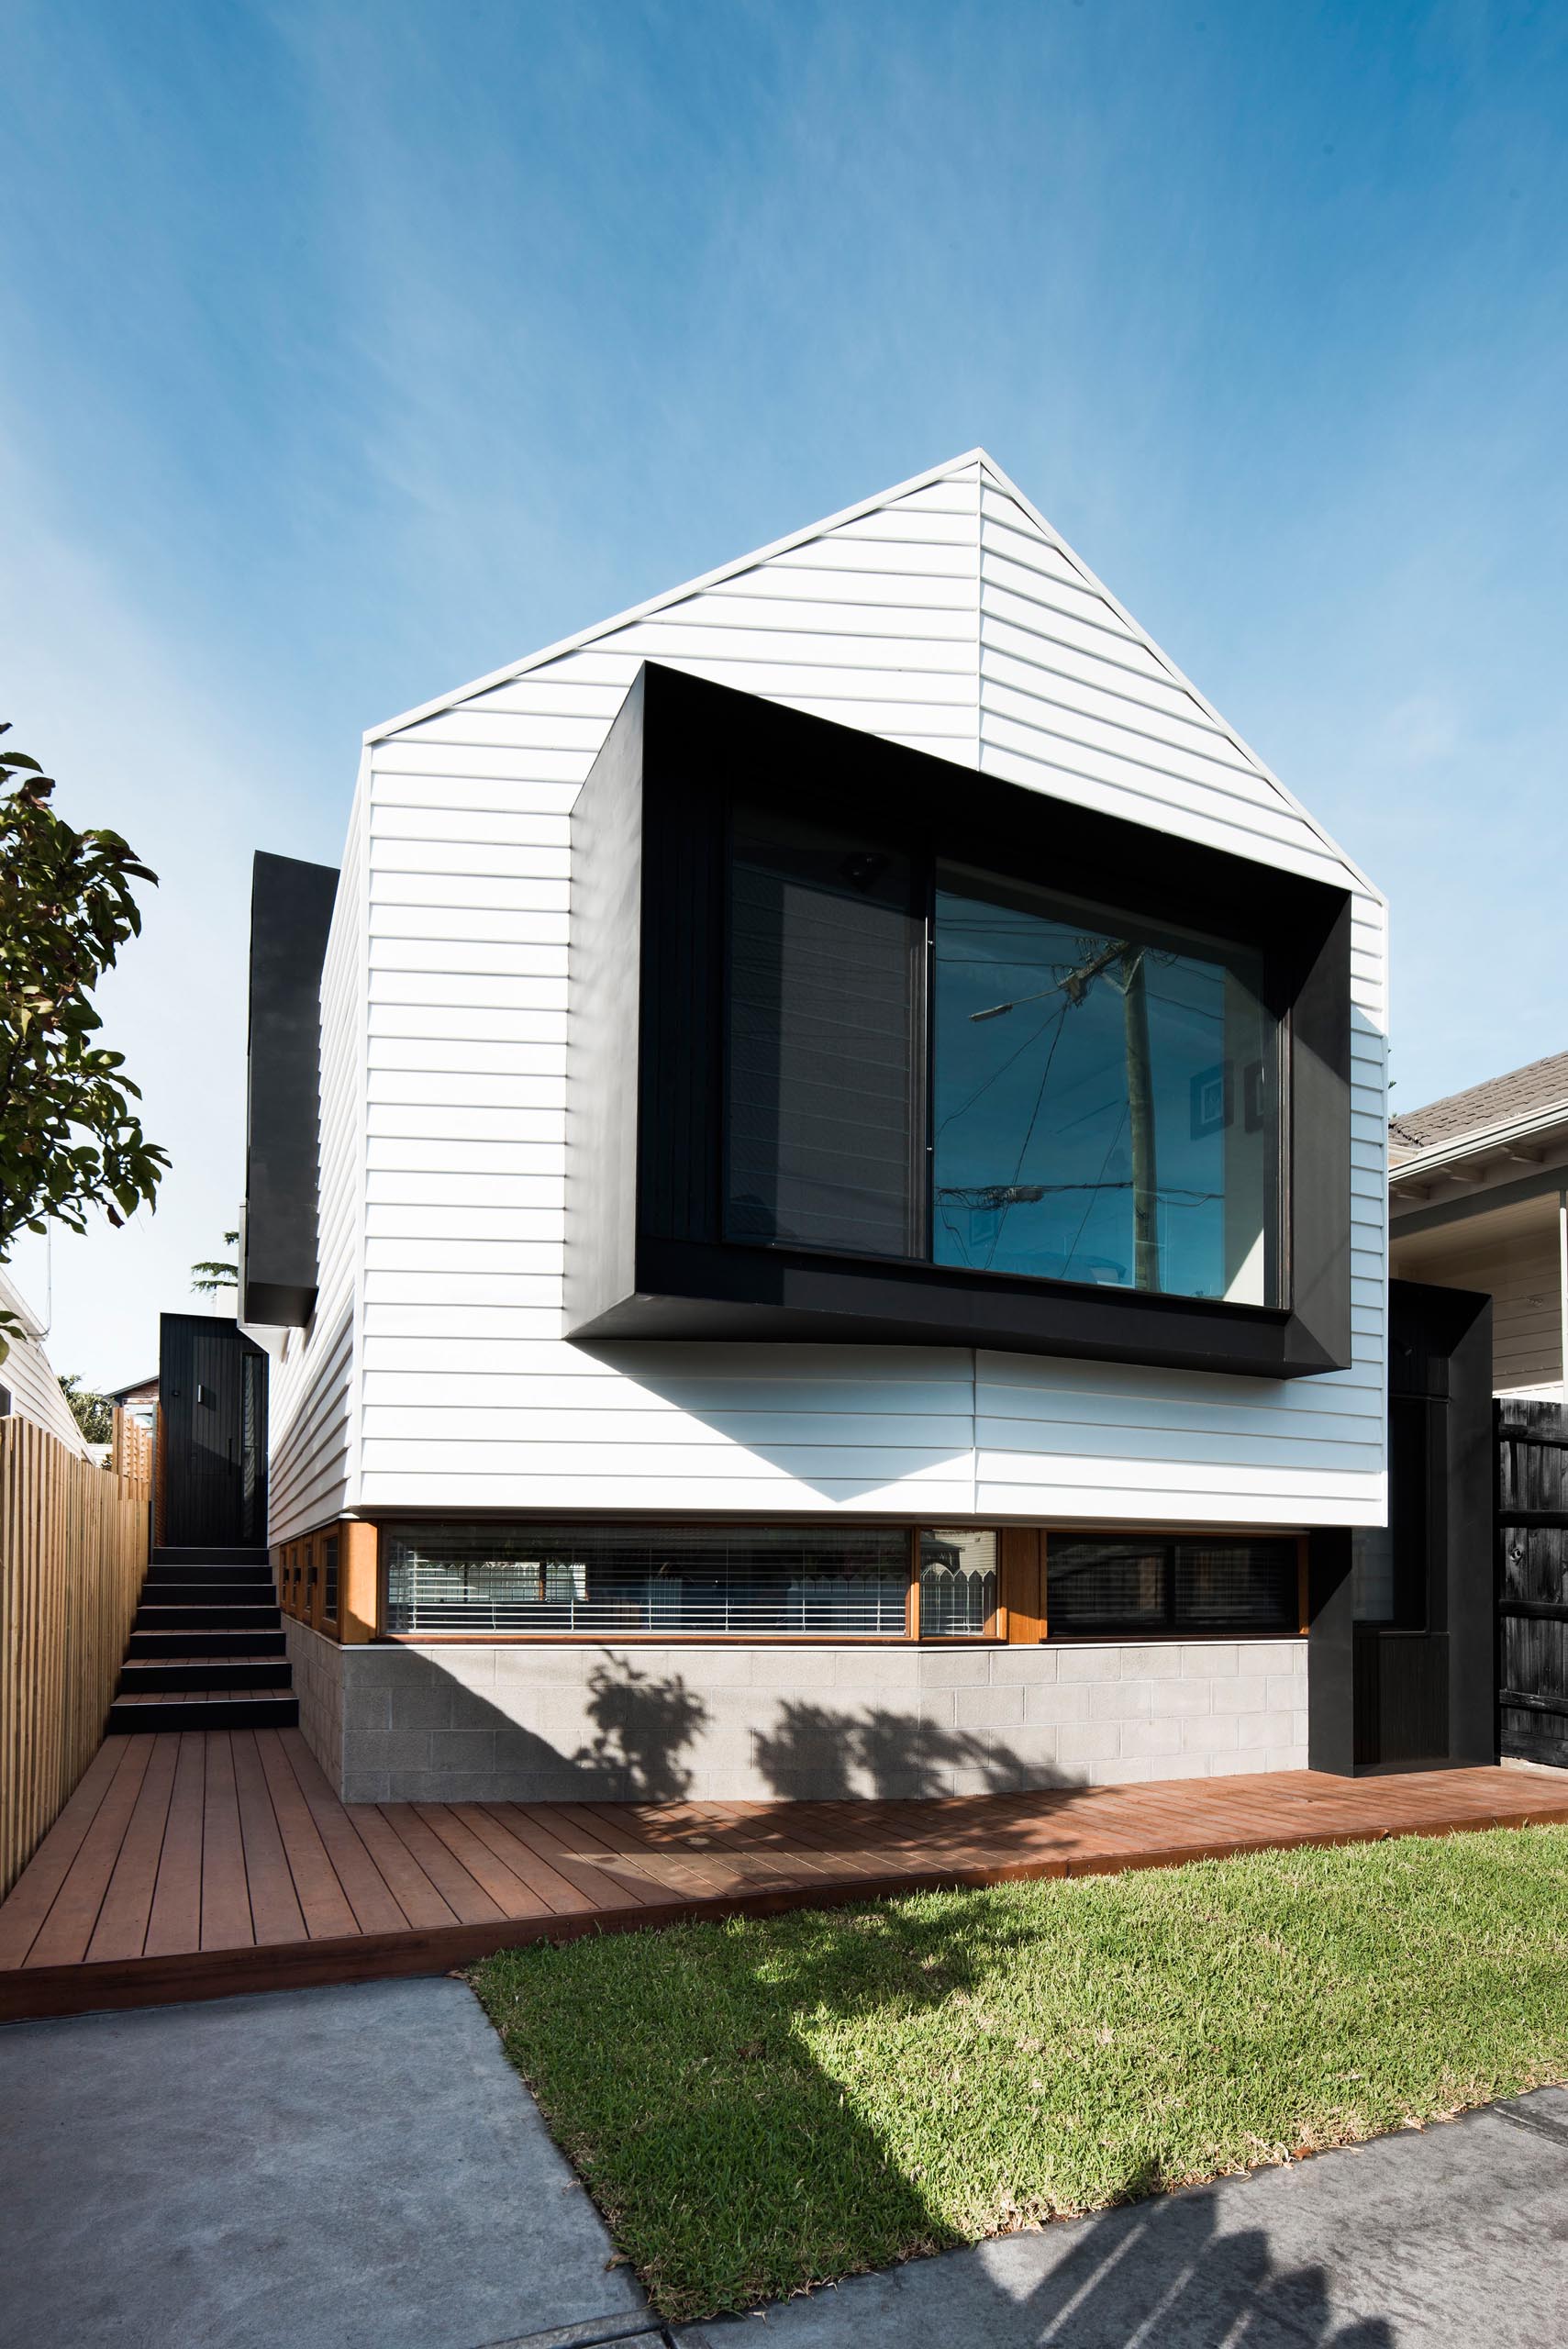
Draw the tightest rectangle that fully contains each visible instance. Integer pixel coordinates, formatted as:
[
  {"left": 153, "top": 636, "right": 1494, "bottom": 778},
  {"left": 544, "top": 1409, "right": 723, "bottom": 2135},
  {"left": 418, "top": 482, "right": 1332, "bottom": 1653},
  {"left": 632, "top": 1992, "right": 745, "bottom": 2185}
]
[{"left": 240, "top": 451, "right": 1388, "bottom": 1807}]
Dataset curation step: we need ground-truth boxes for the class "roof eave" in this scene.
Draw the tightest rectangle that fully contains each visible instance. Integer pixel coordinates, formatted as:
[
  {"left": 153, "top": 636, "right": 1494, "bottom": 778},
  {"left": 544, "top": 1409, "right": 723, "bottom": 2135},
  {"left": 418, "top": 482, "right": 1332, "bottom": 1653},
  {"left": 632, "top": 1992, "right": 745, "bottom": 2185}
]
[{"left": 1389, "top": 1100, "right": 1568, "bottom": 1184}]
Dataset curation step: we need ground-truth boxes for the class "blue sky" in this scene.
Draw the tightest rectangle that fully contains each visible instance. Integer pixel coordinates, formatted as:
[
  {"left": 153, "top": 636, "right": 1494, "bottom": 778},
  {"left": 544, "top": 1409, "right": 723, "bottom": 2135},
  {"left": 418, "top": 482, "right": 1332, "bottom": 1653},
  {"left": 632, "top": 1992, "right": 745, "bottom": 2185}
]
[{"left": 4, "top": 0, "right": 1565, "bottom": 1384}]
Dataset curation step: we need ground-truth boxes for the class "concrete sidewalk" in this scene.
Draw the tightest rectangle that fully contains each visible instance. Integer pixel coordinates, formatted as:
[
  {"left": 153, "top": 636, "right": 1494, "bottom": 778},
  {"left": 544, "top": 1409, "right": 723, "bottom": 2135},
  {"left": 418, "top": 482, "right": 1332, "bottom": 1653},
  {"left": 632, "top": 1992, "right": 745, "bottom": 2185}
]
[
  {"left": 676, "top": 2086, "right": 1568, "bottom": 2347},
  {"left": 0, "top": 1976, "right": 657, "bottom": 2349},
  {"left": 9, "top": 1976, "right": 1566, "bottom": 2349}
]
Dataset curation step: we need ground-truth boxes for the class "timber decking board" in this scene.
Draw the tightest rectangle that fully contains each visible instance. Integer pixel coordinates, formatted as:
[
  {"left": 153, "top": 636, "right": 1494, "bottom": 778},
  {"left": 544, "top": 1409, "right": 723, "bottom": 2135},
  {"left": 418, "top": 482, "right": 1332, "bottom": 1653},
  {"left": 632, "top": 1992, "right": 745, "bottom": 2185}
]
[
  {"left": 6, "top": 1735, "right": 1568, "bottom": 2020},
  {"left": 229, "top": 1730, "right": 308, "bottom": 1945},
  {"left": 199, "top": 1733, "right": 254, "bottom": 1952},
  {"left": 85, "top": 1734, "right": 181, "bottom": 1965},
  {"left": 143, "top": 1733, "right": 207, "bottom": 1959}
]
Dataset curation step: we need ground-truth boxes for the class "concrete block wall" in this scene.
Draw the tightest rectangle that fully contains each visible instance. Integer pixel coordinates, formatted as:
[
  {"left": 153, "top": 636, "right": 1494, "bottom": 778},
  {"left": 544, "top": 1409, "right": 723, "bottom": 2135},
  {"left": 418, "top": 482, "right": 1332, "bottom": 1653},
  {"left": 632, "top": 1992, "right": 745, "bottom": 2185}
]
[
  {"left": 284, "top": 1617, "right": 347, "bottom": 1787},
  {"left": 306, "top": 1637, "right": 1309, "bottom": 1806}
]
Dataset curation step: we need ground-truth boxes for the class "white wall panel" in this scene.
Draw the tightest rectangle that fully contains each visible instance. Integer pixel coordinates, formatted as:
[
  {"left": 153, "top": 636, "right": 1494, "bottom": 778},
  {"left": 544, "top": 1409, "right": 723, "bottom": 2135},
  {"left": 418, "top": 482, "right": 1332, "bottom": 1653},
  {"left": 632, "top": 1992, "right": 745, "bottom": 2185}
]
[
  {"left": 265, "top": 781, "right": 366, "bottom": 1542},
  {"left": 311, "top": 451, "right": 1389, "bottom": 1529}
]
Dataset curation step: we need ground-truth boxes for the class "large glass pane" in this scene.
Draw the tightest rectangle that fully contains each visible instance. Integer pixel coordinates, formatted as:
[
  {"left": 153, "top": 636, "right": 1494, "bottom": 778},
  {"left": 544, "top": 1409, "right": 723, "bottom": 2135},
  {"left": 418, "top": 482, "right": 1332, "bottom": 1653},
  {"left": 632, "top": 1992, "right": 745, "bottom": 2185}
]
[
  {"left": 727, "top": 807, "right": 920, "bottom": 1257},
  {"left": 933, "top": 870, "right": 1279, "bottom": 1302},
  {"left": 384, "top": 1522, "right": 911, "bottom": 1635},
  {"left": 919, "top": 1527, "right": 998, "bottom": 1636}
]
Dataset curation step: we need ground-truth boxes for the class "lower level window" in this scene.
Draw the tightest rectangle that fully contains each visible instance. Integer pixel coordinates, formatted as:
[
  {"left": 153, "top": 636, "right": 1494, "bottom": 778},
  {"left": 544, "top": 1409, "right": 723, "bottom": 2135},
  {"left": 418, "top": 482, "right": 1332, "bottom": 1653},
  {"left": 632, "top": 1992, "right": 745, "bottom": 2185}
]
[
  {"left": 1047, "top": 1532, "right": 1298, "bottom": 1634},
  {"left": 918, "top": 1528, "right": 998, "bottom": 1636},
  {"left": 384, "top": 1521, "right": 911, "bottom": 1635}
]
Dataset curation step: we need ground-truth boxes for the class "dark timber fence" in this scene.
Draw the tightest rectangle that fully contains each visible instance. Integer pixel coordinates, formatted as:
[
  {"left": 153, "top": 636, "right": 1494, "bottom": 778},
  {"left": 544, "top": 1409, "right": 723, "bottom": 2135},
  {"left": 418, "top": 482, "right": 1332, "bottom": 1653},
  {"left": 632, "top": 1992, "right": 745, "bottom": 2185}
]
[{"left": 1497, "top": 1400, "right": 1568, "bottom": 1768}]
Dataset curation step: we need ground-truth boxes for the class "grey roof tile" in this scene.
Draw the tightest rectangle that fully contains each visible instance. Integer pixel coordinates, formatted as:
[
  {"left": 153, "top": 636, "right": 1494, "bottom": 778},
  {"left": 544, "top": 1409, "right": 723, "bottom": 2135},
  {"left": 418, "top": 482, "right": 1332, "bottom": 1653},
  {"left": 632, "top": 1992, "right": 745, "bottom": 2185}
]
[{"left": 1389, "top": 1051, "right": 1568, "bottom": 1163}]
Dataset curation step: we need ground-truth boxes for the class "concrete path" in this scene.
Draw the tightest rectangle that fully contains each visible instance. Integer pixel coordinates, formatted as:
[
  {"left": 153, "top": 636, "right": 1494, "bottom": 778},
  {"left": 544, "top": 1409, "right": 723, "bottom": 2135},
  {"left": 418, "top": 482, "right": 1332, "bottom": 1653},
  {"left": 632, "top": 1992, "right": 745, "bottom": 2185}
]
[
  {"left": 0, "top": 1976, "right": 656, "bottom": 2349},
  {"left": 676, "top": 2087, "right": 1568, "bottom": 2348}
]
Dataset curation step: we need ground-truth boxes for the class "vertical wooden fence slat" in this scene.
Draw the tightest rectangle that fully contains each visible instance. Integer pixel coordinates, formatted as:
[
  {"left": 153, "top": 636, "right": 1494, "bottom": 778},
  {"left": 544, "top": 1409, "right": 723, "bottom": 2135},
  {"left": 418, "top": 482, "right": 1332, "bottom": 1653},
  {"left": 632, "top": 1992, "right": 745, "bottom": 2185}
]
[{"left": 0, "top": 1413, "right": 150, "bottom": 1899}]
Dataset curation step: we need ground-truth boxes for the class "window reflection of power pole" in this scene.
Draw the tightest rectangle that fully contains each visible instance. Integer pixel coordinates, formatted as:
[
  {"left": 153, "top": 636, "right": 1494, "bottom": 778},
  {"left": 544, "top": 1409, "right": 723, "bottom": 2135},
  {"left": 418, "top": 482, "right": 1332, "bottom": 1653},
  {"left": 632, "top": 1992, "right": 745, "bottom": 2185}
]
[{"left": 970, "top": 937, "right": 1162, "bottom": 1292}]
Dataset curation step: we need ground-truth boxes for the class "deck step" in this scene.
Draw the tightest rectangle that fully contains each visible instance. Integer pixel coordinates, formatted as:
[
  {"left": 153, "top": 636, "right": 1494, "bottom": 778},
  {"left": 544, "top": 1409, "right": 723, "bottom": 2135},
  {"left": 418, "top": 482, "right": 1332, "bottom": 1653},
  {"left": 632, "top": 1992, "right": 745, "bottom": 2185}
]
[
  {"left": 151, "top": 1545, "right": 270, "bottom": 1567},
  {"left": 143, "top": 1564, "right": 273, "bottom": 1587},
  {"left": 139, "top": 1579, "right": 275, "bottom": 1605},
  {"left": 118, "top": 1656, "right": 293, "bottom": 1693},
  {"left": 133, "top": 1603, "right": 283, "bottom": 1632},
  {"left": 106, "top": 1691, "right": 300, "bottom": 1732},
  {"left": 126, "top": 1628, "right": 287, "bottom": 1659}
]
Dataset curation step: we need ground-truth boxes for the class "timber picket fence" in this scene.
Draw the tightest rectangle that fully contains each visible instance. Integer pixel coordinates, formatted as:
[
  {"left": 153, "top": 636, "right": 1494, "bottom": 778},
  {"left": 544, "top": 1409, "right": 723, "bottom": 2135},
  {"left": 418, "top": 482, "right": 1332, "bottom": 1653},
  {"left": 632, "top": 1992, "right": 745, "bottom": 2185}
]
[{"left": 0, "top": 1413, "right": 150, "bottom": 1898}]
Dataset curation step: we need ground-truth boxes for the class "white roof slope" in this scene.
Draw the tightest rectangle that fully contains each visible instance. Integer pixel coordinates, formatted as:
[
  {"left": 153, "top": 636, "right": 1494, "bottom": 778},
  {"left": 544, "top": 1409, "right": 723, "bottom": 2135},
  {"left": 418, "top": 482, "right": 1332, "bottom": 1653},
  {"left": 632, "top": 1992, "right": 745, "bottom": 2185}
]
[{"left": 366, "top": 448, "right": 1375, "bottom": 902}]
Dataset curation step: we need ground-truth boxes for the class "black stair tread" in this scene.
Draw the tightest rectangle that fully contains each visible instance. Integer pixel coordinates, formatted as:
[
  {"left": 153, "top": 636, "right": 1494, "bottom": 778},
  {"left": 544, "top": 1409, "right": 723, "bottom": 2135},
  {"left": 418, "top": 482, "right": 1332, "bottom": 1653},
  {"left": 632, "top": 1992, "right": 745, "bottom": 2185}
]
[
  {"left": 141, "top": 1579, "right": 275, "bottom": 1592},
  {"left": 106, "top": 1695, "right": 300, "bottom": 1728},
  {"left": 126, "top": 1635, "right": 286, "bottom": 1654},
  {"left": 151, "top": 1547, "right": 271, "bottom": 1565},
  {"left": 121, "top": 1653, "right": 289, "bottom": 1668},
  {"left": 107, "top": 1709, "right": 299, "bottom": 1735},
  {"left": 112, "top": 1687, "right": 294, "bottom": 1706},
  {"left": 144, "top": 1572, "right": 273, "bottom": 1585}
]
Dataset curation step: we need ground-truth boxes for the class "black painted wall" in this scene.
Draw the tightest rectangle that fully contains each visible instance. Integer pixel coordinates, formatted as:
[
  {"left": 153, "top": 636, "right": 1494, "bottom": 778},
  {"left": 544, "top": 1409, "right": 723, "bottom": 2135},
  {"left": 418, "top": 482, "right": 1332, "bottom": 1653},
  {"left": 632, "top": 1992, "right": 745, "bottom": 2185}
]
[
  {"left": 242, "top": 851, "right": 339, "bottom": 1327},
  {"left": 1309, "top": 1277, "right": 1494, "bottom": 1772}
]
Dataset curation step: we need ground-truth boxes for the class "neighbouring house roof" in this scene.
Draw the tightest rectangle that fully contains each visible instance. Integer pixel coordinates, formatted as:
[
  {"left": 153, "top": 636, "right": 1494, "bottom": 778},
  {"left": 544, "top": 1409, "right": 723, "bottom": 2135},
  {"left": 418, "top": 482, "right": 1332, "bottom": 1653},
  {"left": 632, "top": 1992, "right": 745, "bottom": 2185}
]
[
  {"left": 109, "top": 1372, "right": 159, "bottom": 1403},
  {"left": 1390, "top": 1052, "right": 1568, "bottom": 1169}
]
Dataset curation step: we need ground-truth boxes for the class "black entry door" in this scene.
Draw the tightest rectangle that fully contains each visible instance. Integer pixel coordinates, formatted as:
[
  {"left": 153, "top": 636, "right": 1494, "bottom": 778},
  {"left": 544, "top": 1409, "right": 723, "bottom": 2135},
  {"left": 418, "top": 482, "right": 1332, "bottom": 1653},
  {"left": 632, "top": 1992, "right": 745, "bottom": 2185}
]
[{"left": 159, "top": 1313, "right": 269, "bottom": 1549}]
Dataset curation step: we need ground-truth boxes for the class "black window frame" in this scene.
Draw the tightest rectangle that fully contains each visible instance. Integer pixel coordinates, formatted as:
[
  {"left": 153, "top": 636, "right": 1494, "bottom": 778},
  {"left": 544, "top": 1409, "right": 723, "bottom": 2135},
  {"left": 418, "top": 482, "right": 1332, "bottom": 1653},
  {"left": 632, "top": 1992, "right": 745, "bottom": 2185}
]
[
  {"left": 1045, "top": 1530, "right": 1305, "bottom": 1640},
  {"left": 565, "top": 664, "right": 1353, "bottom": 1377}
]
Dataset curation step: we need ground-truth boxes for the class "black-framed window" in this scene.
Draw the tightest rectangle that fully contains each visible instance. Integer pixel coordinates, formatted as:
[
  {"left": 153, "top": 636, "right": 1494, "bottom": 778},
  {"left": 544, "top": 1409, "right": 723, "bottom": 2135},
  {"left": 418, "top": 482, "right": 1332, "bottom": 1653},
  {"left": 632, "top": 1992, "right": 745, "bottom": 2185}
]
[
  {"left": 1047, "top": 1532, "right": 1299, "bottom": 1634},
  {"left": 565, "top": 664, "right": 1353, "bottom": 1375},
  {"left": 933, "top": 869, "right": 1281, "bottom": 1305},
  {"left": 721, "top": 817, "right": 1284, "bottom": 1303}
]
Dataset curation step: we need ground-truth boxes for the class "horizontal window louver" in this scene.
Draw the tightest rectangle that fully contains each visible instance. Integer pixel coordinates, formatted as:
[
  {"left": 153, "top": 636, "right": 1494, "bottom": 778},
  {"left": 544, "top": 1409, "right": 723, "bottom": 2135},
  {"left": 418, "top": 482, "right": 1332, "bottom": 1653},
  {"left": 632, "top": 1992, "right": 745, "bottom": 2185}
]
[{"left": 384, "top": 1522, "right": 911, "bottom": 1636}]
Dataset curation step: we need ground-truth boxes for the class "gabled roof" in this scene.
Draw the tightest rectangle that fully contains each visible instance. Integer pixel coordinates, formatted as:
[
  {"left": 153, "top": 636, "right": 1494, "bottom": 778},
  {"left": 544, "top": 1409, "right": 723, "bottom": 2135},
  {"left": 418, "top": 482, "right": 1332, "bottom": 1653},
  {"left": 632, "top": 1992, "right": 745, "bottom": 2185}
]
[
  {"left": 363, "top": 448, "right": 1375, "bottom": 899},
  {"left": 1390, "top": 1051, "right": 1568, "bottom": 1167}
]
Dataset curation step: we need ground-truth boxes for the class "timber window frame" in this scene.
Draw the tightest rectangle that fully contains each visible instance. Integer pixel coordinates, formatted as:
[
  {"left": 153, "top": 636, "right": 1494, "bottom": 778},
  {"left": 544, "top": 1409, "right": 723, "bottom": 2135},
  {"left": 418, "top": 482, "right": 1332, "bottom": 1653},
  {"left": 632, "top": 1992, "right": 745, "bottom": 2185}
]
[
  {"left": 565, "top": 665, "right": 1352, "bottom": 1376},
  {"left": 369, "top": 1519, "right": 1309, "bottom": 1645}
]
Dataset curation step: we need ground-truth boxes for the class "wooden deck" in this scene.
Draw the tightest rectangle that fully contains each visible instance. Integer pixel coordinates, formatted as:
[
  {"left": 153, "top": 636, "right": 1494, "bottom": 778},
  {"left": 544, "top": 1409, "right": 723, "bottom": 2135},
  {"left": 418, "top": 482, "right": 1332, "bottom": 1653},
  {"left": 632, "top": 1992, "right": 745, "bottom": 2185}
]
[{"left": 5, "top": 1730, "right": 1568, "bottom": 2021}]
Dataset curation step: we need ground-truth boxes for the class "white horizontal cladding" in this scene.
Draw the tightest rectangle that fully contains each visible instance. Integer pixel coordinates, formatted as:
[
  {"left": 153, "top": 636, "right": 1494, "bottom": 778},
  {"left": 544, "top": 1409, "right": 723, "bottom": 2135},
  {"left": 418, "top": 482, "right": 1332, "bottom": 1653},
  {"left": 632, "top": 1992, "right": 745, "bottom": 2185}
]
[
  {"left": 266, "top": 774, "right": 366, "bottom": 1533},
  {"left": 340, "top": 449, "right": 1385, "bottom": 1528},
  {"left": 270, "top": 1304, "right": 354, "bottom": 1542},
  {"left": 360, "top": 1470, "right": 978, "bottom": 1515}
]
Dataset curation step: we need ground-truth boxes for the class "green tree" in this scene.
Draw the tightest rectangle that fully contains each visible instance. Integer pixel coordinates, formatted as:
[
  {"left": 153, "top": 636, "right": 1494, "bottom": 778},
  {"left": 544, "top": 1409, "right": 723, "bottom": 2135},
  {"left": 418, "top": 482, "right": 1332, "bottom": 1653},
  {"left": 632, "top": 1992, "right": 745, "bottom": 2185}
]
[
  {"left": 0, "top": 725, "right": 168, "bottom": 1352},
  {"left": 191, "top": 1230, "right": 239, "bottom": 1294},
  {"left": 58, "top": 1372, "right": 114, "bottom": 1446}
]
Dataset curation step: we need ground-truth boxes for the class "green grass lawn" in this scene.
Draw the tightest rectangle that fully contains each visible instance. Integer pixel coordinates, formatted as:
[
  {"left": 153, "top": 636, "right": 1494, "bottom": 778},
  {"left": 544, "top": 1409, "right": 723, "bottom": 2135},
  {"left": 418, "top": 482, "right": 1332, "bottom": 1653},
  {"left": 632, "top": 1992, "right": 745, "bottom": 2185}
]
[{"left": 472, "top": 1824, "right": 1568, "bottom": 2322}]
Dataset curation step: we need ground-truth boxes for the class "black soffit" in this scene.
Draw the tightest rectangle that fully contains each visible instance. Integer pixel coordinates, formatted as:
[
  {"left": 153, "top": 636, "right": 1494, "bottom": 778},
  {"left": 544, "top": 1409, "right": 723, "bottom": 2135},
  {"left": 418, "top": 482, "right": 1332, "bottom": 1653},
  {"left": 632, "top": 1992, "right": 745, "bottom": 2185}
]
[{"left": 565, "top": 664, "right": 1354, "bottom": 1377}]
